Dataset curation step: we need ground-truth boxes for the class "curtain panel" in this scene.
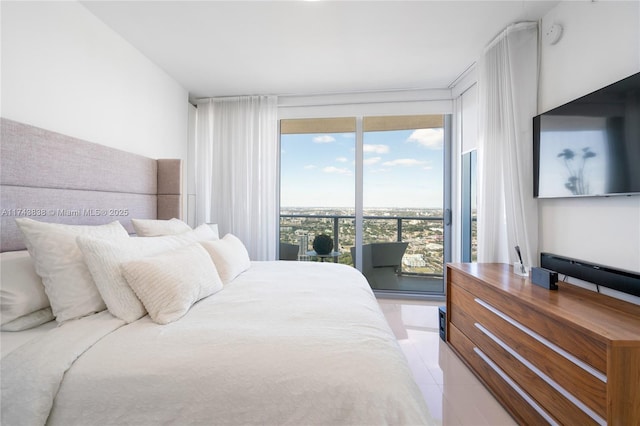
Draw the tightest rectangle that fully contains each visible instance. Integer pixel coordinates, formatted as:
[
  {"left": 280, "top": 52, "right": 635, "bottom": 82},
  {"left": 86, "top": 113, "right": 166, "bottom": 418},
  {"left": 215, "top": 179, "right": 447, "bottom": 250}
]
[
  {"left": 195, "top": 96, "right": 278, "bottom": 261},
  {"left": 477, "top": 22, "right": 539, "bottom": 267}
]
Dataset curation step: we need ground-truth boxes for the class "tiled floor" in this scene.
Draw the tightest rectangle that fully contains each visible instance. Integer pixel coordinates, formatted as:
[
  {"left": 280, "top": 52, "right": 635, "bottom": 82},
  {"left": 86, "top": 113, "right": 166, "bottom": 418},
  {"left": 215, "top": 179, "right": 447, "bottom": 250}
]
[{"left": 378, "top": 298, "right": 517, "bottom": 426}]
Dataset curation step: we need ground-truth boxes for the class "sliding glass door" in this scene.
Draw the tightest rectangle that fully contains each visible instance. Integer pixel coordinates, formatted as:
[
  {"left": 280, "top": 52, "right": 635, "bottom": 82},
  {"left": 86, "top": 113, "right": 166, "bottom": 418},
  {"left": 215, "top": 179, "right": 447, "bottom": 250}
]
[
  {"left": 280, "top": 118, "right": 356, "bottom": 265},
  {"left": 280, "top": 115, "right": 450, "bottom": 296},
  {"left": 362, "top": 116, "right": 447, "bottom": 294}
]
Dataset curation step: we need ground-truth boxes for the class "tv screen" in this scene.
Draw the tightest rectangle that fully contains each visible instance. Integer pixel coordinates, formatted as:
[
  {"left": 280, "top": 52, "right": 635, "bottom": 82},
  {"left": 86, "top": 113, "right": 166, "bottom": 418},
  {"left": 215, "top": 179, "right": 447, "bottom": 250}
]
[{"left": 534, "top": 72, "right": 640, "bottom": 198}]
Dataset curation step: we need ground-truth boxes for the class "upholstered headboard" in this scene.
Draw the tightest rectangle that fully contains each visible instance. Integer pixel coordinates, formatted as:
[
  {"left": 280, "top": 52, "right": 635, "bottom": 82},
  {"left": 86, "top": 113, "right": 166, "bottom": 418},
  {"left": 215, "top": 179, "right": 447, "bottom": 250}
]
[{"left": 0, "top": 118, "right": 182, "bottom": 252}]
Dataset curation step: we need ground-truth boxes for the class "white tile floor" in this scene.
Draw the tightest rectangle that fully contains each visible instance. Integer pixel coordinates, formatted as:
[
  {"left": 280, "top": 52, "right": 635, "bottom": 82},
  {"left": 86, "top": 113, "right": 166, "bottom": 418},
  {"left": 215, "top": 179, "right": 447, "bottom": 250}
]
[{"left": 377, "top": 298, "right": 517, "bottom": 426}]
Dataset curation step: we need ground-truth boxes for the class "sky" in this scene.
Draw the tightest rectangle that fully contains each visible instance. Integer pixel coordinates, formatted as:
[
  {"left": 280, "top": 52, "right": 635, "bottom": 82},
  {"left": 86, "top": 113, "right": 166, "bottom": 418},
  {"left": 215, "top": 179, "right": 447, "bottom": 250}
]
[{"left": 280, "top": 128, "right": 444, "bottom": 209}]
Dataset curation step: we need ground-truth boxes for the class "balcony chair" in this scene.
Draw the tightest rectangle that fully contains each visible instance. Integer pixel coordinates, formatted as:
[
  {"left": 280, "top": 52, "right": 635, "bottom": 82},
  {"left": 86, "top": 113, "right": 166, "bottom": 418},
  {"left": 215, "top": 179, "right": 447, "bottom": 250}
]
[
  {"left": 279, "top": 242, "right": 300, "bottom": 261},
  {"left": 351, "top": 242, "right": 409, "bottom": 289}
]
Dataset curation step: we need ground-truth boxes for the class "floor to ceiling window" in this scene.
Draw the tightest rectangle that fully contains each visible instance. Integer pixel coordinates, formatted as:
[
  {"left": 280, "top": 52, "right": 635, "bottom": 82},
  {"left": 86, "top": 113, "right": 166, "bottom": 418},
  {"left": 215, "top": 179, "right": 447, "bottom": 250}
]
[
  {"left": 362, "top": 115, "right": 446, "bottom": 293},
  {"left": 280, "top": 118, "right": 356, "bottom": 265},
  {"left": 280, "top": 115, "right": 450, "bottom": 296},
  {"left": 458, "top": 82, "right": 479, "bottom": 264},
  {"left": 461, "top": 150, "right": 477, "bottom": 262}
]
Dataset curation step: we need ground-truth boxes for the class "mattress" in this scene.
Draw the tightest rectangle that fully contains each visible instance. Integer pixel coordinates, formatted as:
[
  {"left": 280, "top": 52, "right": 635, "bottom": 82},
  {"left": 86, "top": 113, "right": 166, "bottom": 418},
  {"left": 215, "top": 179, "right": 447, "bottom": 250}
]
[{"left": 2, "top": 261, "right": 431, "bottom": 425}]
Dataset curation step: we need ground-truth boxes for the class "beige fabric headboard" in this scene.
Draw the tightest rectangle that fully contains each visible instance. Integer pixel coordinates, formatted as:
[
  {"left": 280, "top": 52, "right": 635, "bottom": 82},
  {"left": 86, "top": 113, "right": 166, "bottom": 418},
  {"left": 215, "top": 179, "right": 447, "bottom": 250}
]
[{"left": 0, "top": 118, "right": 182, "bottom": 252}]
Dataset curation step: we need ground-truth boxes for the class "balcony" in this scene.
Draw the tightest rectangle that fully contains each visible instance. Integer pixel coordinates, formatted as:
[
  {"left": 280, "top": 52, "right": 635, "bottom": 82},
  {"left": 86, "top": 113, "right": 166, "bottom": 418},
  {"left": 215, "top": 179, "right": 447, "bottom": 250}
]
[{"left": 280, "top": 212, "right": 445, "bottom": 295}]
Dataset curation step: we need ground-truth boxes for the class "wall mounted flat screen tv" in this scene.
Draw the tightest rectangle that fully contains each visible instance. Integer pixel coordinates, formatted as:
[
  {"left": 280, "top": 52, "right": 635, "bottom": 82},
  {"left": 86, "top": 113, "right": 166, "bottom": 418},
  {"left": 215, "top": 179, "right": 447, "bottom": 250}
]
[{"left": 534, "top": 72, "right": 640, "bottom": 198}]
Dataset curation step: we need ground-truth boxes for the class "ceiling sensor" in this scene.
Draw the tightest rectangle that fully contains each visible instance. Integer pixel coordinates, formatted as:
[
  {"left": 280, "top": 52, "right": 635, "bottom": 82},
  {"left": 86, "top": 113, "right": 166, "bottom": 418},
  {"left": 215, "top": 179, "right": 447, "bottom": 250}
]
[{"left": 545, "top": 23, "right": 563, "bottom": 45}]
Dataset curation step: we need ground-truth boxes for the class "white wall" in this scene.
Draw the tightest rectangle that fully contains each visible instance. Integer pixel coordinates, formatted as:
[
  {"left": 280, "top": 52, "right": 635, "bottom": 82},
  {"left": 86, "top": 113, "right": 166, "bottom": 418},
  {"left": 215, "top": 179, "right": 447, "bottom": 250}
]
[
  {"left": 1, "top": 1, "right": 188, "bottom": 162},
  {"left": 538, "top": 0, "right": 640, "bottom": 273}
]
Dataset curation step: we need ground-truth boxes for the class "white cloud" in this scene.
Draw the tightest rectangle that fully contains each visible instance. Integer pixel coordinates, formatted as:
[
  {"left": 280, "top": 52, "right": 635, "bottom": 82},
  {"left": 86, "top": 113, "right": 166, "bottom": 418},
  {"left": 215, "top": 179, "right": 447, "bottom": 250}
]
[
  {"left": 382, "top": 158, "right": 428, "bottom": 167},
  {"left": 363, "top": 156, "right": 382, "bottom": 166},
  {"left": 363, "top": 144, "right": 390, "bottom": 154},
  {"left": 313, "top": 135, "right": 336, "bottom": 144},
  {"left": 369, "top": 168, "right": 391, "bottom": 174},
  {"left": 322, "top": 166, "right": 351, "bottom": 175},
  {"left": 304, "top": 164, "right": 317, "bottom": 170},
  {"left": 336, "top": 156, "right": 348, "bottom": 163},
  {"left": 407, "top": 128, "right": 443, "bottom": 149}
]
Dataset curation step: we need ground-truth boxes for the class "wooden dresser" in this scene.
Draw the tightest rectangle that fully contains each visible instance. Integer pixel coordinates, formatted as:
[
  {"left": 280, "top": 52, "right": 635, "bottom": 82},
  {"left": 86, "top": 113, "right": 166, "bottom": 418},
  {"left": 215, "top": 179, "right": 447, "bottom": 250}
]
[{"left": 446, "top": 263, "right": 640, "bottom": 426}]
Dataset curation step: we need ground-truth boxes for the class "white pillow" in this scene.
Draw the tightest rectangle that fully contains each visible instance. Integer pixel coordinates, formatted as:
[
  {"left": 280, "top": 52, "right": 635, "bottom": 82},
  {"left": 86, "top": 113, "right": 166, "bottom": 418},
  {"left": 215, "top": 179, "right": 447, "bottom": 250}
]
[
  {"left": 205, "top": 223, "right": 220, "bottom": 240},
  {"left": 1, "top": 307, "right": 54, "bottom": 332},
  {"left": 131, "top": 218, "right": 192, "bottom": 237},
  {"left": 121, "top": 243, "right": 223, "bottom": 324},
  {"left": 15, "top": 219, "right": 129, "bottom": 323},
  {"left": 200, "top": 234, "right": 251, "bottom": 284},
  {"left": 77, "top": 224, "right": 219, "bottom": 323},
  {"left": 0, "top": 250, "right": 49, "bottom": 325}
]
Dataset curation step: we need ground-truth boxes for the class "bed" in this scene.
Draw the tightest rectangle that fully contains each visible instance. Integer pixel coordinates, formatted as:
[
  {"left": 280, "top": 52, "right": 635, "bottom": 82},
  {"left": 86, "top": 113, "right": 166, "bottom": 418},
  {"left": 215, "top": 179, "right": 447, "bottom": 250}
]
[{"left": 0, "top": 118, "right": 431, "bottom": 425}]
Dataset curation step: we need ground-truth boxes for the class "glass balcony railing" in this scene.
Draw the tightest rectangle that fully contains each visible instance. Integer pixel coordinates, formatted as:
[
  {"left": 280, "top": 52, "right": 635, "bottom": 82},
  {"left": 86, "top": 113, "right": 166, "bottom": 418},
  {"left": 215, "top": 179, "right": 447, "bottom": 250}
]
[{"left": 279, "top": 213, "right": 444, "bottom": 277}]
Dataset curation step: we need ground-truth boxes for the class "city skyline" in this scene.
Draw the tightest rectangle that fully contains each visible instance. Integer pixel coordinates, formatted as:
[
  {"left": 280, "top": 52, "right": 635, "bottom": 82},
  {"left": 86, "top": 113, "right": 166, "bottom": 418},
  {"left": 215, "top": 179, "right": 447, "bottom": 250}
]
[
  {"left": 280, "top": 128, "right": 444, "bottom": 209},
  {"left": 279, "top": 206, "right": 446, "bottom": 276}
]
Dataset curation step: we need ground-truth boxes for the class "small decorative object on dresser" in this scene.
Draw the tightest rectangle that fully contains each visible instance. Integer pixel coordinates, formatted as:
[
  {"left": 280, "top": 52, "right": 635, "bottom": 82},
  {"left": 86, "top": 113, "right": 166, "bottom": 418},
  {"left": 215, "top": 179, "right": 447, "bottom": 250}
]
[
  {"left": 446, "top": 262, "right": 640, "bottom": 425},
  {"left": 531, "top": 266, "right": 558, "bottom": 290}
]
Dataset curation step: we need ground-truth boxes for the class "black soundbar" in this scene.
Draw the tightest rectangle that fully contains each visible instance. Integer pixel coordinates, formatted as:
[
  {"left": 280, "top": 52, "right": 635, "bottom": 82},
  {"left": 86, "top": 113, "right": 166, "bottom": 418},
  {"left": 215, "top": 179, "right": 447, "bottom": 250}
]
[{"left": 540, "top": 252, "right": 640, "bottom": 298}]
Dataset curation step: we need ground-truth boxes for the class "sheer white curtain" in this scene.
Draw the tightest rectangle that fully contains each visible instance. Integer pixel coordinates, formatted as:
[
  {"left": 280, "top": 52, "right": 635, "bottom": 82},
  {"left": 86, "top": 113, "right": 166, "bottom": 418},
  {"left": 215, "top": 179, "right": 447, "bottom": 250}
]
[
  {"left": 195, "top": 96, "right": 278, "bottom": 260},
  {"left": 477, "top": 22, "right": 539, "bottom": 267}
]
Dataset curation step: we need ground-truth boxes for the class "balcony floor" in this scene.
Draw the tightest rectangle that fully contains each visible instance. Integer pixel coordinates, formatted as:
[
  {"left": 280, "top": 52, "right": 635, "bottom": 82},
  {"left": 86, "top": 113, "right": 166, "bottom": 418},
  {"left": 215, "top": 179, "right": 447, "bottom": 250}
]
[{"left": 372, "top": 274, "right": 444, "bottom": 295}]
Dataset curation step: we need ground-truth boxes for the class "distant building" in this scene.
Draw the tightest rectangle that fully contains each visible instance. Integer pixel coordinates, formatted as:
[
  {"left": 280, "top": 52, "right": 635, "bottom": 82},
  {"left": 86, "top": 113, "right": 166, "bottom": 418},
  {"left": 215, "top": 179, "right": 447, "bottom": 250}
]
[
  {"left": 425, "top": 243, "right": 443, "bottom": 251},
  {"left": 403, "top": 254, "right": 426, "bottom": 267},
  {"left": 297, "top": 233, "right": 310, "bottom": 261}
]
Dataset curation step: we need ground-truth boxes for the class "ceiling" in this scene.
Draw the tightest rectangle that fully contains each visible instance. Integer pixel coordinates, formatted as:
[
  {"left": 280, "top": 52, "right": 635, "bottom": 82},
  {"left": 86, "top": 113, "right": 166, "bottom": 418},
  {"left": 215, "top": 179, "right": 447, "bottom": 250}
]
[{"left": 81, "top": 1, "right": 559, "bottom": 99}]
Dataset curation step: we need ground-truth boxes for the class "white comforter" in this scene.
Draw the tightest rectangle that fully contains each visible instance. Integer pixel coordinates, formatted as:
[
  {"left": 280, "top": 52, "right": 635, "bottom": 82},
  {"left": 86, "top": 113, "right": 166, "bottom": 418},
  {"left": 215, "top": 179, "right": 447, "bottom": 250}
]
[{"left": 3, "top": 261, "right": 431, "bottom": 426}]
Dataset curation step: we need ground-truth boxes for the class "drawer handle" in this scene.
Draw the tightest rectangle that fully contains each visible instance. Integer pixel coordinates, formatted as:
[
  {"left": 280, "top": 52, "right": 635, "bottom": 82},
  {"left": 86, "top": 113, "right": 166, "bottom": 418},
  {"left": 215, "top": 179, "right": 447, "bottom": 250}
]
[
  {"left": 476, "top": 323, "right": 606, "bottom": 426},
  {"left": 474, "top": 298, "right": 606, "bottom": 383},
  {"left": 473, "top": 346, "right": 559, "bottom": 426}
]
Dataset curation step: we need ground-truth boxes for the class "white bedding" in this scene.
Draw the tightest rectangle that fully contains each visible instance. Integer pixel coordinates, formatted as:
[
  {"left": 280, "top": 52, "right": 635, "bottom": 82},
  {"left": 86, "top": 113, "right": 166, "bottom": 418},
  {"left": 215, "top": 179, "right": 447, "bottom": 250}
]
[
  {"left": 1, "top": 311, "right": 126, "bottom": 425},
  {"left": 0, "top": 320, "right": 57, "bottom": 358},
  {"left": 2, "top": 261, "right": 431, "bottom": 426}
]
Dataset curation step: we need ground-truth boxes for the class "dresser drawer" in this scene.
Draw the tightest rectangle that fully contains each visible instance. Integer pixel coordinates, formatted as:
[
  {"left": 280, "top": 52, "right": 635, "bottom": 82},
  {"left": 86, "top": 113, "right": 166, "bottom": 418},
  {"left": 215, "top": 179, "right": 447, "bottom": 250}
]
[
  {"left": 450, "top": 283, "right": 607, "bottom": 419},
  {"left": 448, "top": 324, "right": 552, "bottom": 425},
  {"left": 449, "top": 268, "right": 607, "bottom": 373}
]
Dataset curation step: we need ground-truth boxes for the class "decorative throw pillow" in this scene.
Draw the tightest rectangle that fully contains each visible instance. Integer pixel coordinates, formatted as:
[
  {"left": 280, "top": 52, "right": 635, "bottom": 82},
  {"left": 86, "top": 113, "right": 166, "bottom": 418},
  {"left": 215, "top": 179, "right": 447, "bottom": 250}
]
[
  {"left": 15, "top": 219, "right": 129, "bottom": 323},
  {"left": 77, "top": 224, "right": 219, "bottom": 323},
  {"left": 121, "top": 243, "right": 223, "bottom": 324},
  {"left": 131, "top": 218, "right": 192, "bottom": 237},
  {"left": 0, "top": 250, "right": 49, "bottom": 326},
  {"left": 200, "top": 234, "right": 251, "bottom": 284}
]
